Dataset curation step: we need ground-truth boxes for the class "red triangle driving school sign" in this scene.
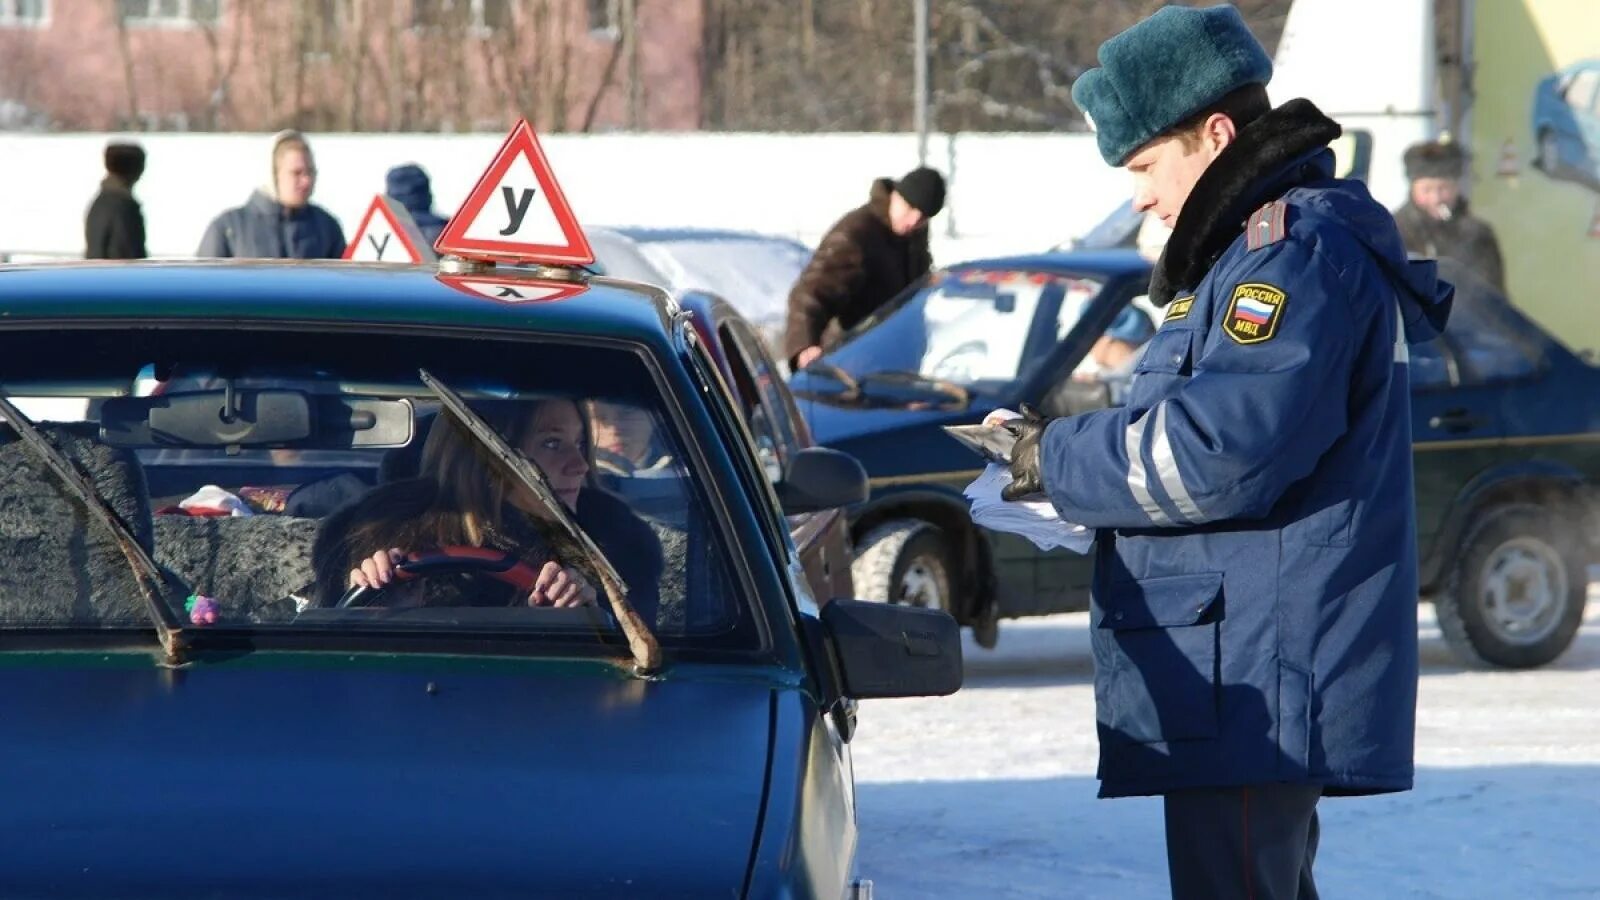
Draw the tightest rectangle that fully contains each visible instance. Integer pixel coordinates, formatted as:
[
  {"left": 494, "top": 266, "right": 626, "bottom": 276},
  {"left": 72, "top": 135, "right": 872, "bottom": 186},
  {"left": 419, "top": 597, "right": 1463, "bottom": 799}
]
[
  {"left": 344, "top": 195, "right": 436, "bottom": 263},
  {"left": 433, "top": 119, "right": 595, "bottom": 266}
]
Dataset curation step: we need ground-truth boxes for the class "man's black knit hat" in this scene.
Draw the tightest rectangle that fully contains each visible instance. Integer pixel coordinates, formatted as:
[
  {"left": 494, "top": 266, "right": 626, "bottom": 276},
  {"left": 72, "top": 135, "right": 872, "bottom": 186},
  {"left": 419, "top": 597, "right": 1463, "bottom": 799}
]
[
  {"left": 895, "top": 167, "right": 946, "bottom": 217},
  {"left": 104, "top": 143, "right": 146, "bottom": 180}
]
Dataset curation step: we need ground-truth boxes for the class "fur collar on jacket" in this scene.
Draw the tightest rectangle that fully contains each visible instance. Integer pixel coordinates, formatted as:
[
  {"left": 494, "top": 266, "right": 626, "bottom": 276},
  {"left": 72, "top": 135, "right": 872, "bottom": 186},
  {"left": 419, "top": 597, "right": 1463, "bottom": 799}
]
[{"left": 1149, "top": 98, "right": 1342, "bottom": 305}]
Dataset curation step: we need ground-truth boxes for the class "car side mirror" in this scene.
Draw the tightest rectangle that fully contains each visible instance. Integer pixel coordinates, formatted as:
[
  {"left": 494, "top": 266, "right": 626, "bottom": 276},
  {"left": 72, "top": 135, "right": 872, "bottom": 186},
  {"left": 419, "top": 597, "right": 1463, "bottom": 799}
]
[
  {"left": 820, "top": 599, "right": 962, "bottom": 699},
  {"left": 778, "top": 447, "right": 868, "bottom": 514}
]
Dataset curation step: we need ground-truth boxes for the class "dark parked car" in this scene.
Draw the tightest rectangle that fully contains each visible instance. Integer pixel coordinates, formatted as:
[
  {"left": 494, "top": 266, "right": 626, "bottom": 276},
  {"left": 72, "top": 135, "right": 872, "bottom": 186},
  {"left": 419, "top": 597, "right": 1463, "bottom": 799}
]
[
  {"left": 1533, "top": 58, "right": 1600, "bottom": 191},
  {"left": 678, "top": 290, "right": 855, "bottom": 603},
  {"left": 0, "top": 259, "right": 960, "bottom": 897},
  {"left": 792, "top": 250, "right": 1600, "bottom": 668}
]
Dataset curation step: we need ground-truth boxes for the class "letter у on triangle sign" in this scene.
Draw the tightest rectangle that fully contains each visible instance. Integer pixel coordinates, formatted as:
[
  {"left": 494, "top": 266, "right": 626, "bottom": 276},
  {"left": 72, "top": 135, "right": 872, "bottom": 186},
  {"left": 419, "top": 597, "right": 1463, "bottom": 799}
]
[
  {"left": 343, "top": 195, "right": 437, "bottom": 263},
  {"left": 435, "top": 274, "right": 589, "bottom": 304},
  {"left": 433, "top": 119, "right": 595, "bottom": 266}
]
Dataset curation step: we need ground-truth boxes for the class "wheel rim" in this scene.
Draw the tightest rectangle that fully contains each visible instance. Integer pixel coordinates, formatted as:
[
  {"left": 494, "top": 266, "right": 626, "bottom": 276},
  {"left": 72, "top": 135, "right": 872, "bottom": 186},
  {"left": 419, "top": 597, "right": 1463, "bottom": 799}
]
[
  {"left": 1477, "top": 536, "right": 1568, "bottom": 645},
  {"left": 898, "top": 556, "right": 946, "bottom": 611}
]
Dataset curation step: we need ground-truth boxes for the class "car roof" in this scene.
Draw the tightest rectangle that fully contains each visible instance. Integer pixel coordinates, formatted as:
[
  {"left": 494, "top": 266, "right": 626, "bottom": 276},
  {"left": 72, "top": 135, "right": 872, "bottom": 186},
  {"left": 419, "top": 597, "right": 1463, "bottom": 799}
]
[
  {"left": 596, "top": 226, "right": 808, "bottom": 249},
  {"left": 947, "top": 248, "right": 1152, "bottom": 278},
  {"left": 0, "top": 260, "right": 681, "bottom": 345}
]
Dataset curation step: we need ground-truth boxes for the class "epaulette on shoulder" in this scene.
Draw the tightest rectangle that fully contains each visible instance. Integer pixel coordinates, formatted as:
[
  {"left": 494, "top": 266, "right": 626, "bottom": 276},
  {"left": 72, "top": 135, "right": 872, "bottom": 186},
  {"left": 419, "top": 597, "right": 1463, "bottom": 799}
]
[{"left": 1245, "top": 199, "right": 1288, "bottom": 251}]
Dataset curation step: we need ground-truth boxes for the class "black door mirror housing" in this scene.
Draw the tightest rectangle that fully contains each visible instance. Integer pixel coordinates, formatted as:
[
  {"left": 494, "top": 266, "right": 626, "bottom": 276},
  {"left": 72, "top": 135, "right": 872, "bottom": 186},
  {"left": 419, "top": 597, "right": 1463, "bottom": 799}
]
[
  {"left": 778, "top": 447, "right": 868, "bottom": 514},
  {"left": 820, "top": 599, "right": 963, "bottom": 699}
]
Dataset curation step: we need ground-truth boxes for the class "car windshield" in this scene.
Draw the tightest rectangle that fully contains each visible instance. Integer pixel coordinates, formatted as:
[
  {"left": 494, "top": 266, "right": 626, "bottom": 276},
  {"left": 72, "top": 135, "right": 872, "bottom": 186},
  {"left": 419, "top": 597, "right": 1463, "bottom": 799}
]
[
  {"left": 0, "top": 326, "right": 756, "bottom": 654},
  {"left": 821, "top": 268, "right": 1106, "bottom": 391}
]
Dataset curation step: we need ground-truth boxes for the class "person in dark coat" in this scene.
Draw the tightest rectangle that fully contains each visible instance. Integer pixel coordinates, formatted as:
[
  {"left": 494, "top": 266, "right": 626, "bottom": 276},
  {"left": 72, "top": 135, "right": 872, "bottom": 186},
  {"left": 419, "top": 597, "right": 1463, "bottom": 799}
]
[
  {"left": 84, "top": 142, "right": 148, "bottom": 260},
  {"left": 1000, "top": 7, "right": 1453, "bottom": 898},
  {"left": 783, "top": 166, "right": 945, "bottom": 370},
  {"left": 1393, "top": 138, "right": 1506, "bottom": 291},
  {"left": 196, "top": 130, "right": 346, "bottom": 259},
  {"left": 384, "top": 163, "right": 448, "bottom": 245}
]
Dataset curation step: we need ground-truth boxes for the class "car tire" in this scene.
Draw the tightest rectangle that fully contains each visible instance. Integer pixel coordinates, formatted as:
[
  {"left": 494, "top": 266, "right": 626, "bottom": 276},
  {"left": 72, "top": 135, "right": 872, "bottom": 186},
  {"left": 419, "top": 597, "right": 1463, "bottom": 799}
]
[
  {"left": 852, "top": 520, "right": 952, "bottom": 613},
  {"left": 1436, "top": 503, "right": 1589, "bottom": 669}
]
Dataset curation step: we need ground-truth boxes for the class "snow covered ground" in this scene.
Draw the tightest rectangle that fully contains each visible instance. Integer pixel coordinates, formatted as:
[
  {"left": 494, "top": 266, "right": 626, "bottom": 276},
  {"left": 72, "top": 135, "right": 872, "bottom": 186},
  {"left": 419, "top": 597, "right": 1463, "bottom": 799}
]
[{"left": 851, "top": 594, "right": 1600, "bottom": 899}]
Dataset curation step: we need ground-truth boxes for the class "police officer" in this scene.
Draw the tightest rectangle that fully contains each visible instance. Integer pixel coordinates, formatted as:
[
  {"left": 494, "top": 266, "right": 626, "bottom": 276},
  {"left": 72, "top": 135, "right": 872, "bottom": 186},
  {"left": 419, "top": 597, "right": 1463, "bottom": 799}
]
[
  {"left": 999, "top": 6, "right": 1453, "bottom": 898},
  {"left": 1393, "top": 138, "right": 1506, "bottom": 291}
]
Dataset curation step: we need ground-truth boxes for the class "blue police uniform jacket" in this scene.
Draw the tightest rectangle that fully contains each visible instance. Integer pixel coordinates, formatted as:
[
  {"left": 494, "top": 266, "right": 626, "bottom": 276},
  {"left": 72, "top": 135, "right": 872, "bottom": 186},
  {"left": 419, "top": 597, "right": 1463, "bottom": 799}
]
[{"left": 1038, "top": 101, "right": 1454, "bottom": 799}]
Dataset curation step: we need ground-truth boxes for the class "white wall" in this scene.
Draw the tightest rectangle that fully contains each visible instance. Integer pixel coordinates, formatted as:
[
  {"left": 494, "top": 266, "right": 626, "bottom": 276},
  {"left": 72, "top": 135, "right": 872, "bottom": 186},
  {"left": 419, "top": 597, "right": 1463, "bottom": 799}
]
[{"left": 0, "top": 131, "right": 1130, "bottom": 264}]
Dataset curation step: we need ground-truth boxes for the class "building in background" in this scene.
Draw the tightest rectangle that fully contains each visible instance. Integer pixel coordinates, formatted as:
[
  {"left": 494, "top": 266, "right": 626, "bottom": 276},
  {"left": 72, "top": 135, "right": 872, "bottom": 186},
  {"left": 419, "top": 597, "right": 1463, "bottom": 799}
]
[{"left": 0, "top": 0, "right": 702, "bottom": 132}]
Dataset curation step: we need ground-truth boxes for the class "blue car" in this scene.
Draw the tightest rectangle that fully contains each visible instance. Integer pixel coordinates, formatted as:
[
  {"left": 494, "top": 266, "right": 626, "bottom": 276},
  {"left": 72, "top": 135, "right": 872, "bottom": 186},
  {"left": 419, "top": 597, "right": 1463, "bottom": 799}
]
[
  {"left": 792, "top": 250, "right": 1600, "bottom": 668},
  {"left": 1533, "top": 58, "right": 1600, "bottom": 191},
  {"left": 0, "top": 259, "right": 960, "bottom": 897}
]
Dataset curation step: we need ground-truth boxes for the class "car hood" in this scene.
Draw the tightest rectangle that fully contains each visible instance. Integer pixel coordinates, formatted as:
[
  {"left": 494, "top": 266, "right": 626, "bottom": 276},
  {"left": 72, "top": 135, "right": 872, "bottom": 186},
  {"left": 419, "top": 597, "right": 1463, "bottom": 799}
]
[
  {"left": 0, "top": 653, "right": 775, "bottom": 899},
  {"left": 803, "top": 399, "right": 988, "bottom": 480}
]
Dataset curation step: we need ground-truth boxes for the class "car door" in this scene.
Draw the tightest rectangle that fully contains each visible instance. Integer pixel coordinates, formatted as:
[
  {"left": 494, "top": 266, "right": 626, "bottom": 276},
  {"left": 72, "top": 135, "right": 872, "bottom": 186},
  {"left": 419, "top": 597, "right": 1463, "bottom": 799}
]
[
  {"left": 719, "top": 317, "right": 854, "bottom": 602},
  {"left": 1409, "top": 270, "right": 1553, "bottom": 564}
]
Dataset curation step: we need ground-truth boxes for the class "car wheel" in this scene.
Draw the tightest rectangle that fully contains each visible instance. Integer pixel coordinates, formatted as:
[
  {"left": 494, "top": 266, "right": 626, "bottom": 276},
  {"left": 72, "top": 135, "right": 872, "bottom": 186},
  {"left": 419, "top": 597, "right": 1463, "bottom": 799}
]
[
  {"left": 852, "top": 520, "right": 952, "bottom": 613},
  {"left": 1436, "top": 503, "right": 1589, "bottom": 669}
]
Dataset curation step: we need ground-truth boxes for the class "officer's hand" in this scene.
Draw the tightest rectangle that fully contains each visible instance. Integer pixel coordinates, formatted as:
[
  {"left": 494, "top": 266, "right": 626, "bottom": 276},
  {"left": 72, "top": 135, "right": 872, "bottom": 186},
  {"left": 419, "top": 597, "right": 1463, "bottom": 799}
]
[{"left": 999, "top": 405, "right": 1051, "bottom": 501}]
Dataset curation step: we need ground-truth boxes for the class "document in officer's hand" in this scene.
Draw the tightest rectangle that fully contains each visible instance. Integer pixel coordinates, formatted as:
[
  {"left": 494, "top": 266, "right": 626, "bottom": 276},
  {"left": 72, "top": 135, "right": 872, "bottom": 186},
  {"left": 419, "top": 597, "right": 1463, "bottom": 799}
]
[
  {"left": 943, "top": 424, "right": 1018, "bottom": 465},
  {"left": 942, "top": 407, "right": 1024, "bottom": 465},
  {"left": 962, "top": 465, "right": 1092, "bottom": 554},
  {"left": 951, "top": 408, "right": 1092, "bottom": 554}
]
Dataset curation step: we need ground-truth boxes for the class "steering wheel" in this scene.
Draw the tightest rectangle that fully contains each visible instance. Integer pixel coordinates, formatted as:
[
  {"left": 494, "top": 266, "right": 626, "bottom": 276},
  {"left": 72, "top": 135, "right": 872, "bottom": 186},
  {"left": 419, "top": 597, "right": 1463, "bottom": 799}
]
[{"left": 335, "top": 546, "right": 541, "bottom": 608}]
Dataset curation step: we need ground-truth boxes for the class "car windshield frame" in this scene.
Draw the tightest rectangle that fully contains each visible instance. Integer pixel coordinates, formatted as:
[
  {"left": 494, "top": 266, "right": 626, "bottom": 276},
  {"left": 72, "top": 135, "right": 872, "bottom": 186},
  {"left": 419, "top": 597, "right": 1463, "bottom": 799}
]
[
  {"left": 0, "top": 318, "right": 782, "bottom": 664},
  {"left": 813, "top": 265, "right": 1114, "bottom": 397}
]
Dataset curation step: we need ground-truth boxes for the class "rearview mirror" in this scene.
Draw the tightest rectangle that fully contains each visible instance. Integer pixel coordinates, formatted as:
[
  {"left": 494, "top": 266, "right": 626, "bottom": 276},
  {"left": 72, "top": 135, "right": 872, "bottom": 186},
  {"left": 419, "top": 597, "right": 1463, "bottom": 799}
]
[
  {"left": 821, "top": 599, "right": 962, "bottom": 699},
  {"left": 778, "top": 447, "right": 868, "bottom": 514}
]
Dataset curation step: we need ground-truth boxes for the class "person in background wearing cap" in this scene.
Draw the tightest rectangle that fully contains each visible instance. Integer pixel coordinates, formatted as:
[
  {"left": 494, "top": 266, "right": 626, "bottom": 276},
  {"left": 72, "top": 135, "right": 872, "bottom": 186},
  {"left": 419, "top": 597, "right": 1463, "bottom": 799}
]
[
  {"left": 996, "top": 6, "right": 1453, "bottom": 897},
  {"left": 196, "top": 130, "right": 346, "bottom": 259},
  {"left": 1393, "top": 139, "right": 1505, "bottom": 291},
  {"left": 385, "top": 163, "right": 449, "bottom": 245},
  {"left": 85, "top": 142, "right": 148, "bottom": 260},
  {"left": 783, "top": 166, "right": 946, "bottom": 370}
]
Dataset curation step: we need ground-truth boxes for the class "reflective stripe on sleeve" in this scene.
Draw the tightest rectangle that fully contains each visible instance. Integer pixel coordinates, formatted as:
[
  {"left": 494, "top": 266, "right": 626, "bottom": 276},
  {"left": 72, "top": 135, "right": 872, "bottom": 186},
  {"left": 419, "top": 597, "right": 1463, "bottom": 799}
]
[
  {"left": 1394, "top": 301, "right": 1409, "bottom": 365},
  {"left": 1151, "top": 401, "right": 1204, "bottom": 524},
  {"left": 1124, "top": 411, "right": 1173, "bottom": 526}
]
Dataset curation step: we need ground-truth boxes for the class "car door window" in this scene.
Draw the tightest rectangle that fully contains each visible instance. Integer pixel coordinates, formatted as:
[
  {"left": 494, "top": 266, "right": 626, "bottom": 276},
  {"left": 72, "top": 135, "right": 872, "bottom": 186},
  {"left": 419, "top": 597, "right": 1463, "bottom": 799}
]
[{"left": 719, "top": 321, "right": 789, "bottom": 483}]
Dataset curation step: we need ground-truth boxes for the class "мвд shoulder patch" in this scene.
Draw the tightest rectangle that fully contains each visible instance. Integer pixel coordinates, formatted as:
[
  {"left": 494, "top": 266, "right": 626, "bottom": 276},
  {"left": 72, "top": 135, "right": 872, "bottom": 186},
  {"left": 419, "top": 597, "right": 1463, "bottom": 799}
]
[
  {"left": 1222, "top": 283, "right": 1286, "bottom": 344},
  {"left": 1165, "top": 296, "right": 1194, "bottom": 323}
]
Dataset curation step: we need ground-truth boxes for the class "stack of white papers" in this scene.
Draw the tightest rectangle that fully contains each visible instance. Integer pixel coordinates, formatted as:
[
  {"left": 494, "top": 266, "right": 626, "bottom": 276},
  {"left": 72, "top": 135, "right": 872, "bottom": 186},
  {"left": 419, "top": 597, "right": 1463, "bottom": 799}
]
[{"left": 963, "top": 464, "right": 1094, "bottom": 554}]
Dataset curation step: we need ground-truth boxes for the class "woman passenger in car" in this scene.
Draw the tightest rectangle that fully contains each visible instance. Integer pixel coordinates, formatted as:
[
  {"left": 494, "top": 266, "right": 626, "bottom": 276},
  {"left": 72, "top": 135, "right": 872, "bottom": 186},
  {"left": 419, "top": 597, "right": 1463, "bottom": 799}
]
[{"left": 312, "top": 398, "right": 663, "bottom": 616}]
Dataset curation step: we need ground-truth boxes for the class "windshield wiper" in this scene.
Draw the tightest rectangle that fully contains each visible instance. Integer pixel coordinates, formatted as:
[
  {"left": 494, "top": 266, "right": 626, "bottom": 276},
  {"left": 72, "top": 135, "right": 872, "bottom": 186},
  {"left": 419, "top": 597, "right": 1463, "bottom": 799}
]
[
  {"left": 418, "top": 369, "right": 662, "bottom": 676},
  {"left": 857, "top": 371, "right": 972, "bottom": 408},
  {"left": 0, "top": 394, "right": 186, "bottom": 664}
]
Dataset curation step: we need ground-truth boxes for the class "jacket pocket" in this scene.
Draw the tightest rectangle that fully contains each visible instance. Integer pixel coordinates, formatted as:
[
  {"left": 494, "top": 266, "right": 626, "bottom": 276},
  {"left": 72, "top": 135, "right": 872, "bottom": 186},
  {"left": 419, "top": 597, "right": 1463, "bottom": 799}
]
[
  {"left": 1132, "top": 328, "right": 1194, "bottom": 376},
  {"left": 1277, "top": 661, "right": 1313, "bottom": 774},
  {"left": 1098, "top": 572, "right": 1223, "bottom": 744}
]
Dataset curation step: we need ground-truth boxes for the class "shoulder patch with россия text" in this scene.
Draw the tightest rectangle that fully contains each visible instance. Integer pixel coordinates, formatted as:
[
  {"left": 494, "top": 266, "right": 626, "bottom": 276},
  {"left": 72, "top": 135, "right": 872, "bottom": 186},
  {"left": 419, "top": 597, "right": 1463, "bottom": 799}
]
[{"left": 1222, "top": 283, "right": 1286, "bottom": 344}]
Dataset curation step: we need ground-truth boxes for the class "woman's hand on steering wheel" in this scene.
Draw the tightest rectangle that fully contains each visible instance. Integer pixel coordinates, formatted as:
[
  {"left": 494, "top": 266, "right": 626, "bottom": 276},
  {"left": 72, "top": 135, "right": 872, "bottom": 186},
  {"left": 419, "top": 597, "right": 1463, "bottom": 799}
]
[
  {"left": 350, "top": 548, "right": 406, "bottom": 590},
  {"left": 528, "top": 562, "right": 596, "bottom": 608}
]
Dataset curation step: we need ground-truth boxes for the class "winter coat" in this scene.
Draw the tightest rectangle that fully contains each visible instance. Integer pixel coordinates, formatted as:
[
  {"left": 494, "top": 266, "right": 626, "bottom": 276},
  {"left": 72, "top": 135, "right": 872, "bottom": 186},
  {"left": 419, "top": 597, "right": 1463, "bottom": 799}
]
[
  {"left": 783, "top": 178, "right": 933, "bottom": 365},
  {"left": 1036, "top": 100, "right": 1453, "bottom": 799},
  {"left": 1392, "top": 199, "right": 1506, "bottom": 292},
  {"left": 196, "top": 190, "right": 346, "bottom": 260},
  {"left": 385, "top": 164, "right": 448, "bottom": 245},
  {"left": 84, "top": 176, "right": 147, "bottom": 260}
]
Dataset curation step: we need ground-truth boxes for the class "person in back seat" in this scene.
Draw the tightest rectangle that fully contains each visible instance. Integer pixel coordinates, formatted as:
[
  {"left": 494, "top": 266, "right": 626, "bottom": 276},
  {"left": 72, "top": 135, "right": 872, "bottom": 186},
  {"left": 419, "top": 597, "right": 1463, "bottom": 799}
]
[{"left": 315, "top": 398, "right": 662, "bottom": 615}]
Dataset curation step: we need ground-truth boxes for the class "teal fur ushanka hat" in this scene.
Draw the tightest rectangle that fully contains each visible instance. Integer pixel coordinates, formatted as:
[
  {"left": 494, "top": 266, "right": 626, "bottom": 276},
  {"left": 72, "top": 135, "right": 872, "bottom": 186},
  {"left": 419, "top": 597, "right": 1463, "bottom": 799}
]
[{"left": 1071, "top": 4, "right": 1274, "bottom": 166}]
